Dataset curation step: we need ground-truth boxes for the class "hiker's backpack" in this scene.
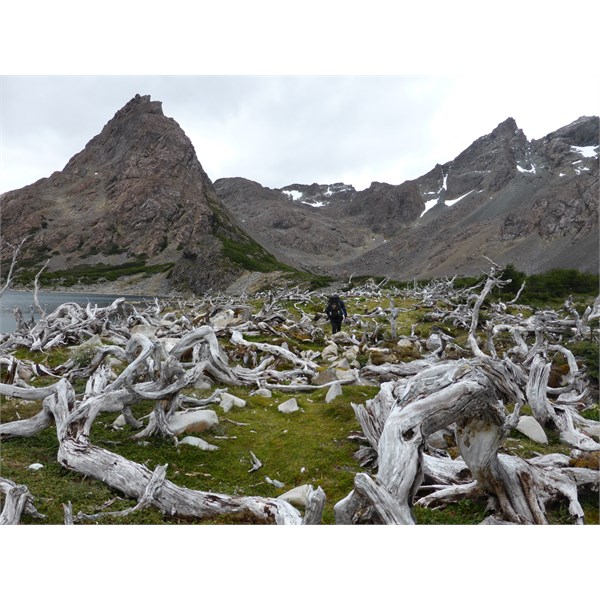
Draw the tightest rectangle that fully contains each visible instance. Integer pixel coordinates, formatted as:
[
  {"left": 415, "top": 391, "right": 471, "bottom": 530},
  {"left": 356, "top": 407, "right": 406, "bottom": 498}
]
[{"left": 329, "top": 300, "right": 343, "bottom": 319}]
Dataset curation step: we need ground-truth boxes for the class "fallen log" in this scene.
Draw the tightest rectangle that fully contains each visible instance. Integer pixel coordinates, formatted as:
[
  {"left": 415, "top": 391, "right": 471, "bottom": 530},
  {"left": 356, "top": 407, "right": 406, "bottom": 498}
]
[{"left": 336, "top": 357, "right": 599, "bottom": 524}]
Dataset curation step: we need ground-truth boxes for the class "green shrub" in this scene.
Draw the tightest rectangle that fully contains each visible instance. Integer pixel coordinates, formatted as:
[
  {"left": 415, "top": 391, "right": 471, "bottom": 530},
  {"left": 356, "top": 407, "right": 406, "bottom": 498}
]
[{"left": 15, "top": 261, "right": 174, "bottom": 287}]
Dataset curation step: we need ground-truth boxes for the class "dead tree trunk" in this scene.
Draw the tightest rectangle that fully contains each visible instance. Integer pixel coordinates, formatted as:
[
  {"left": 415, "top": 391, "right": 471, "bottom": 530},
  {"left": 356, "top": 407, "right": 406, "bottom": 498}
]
[
  {"left": 336, "top": 358, "right": 598, "bottom": 524},
  {"left": 0, "top": 375, "right": 305, "bottom": 524}
]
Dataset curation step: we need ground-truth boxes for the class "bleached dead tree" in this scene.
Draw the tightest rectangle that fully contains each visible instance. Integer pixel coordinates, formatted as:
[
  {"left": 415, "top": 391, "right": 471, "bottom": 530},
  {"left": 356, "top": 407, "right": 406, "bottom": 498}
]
[
  {"left": 0, "top": 237, "right": 32, "bottom": 299},
  {"left": 0, "top": 355, "right": 312, "bottom": 525},
  {"left": 1, "top": 261, "right": 597, "bottom": 525},
  {"left": 334, "top": 266, "right": 599, "bottom": 524}
]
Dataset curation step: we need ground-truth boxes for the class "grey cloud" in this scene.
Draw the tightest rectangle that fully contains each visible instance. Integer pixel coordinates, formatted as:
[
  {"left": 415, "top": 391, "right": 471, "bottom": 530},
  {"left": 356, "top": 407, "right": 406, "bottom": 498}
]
[{"left": 1, "top": 75, "right": 597, "bottom": 195}]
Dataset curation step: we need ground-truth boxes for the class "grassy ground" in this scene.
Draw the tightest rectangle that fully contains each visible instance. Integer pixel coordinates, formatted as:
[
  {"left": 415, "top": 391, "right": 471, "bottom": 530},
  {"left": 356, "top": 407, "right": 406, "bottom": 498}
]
[
  {"left": 0, "top": 384, "right": 377, "bottom": 524},
  {"left": 1, "top": 288, "right": 598, "bottom": 525}
]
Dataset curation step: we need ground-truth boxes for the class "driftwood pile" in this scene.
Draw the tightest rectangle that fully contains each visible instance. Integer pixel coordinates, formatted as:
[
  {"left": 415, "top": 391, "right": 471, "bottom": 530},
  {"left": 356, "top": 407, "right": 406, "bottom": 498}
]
[{"left": 1, "top": 265, "right": 599, "bottom": 525}]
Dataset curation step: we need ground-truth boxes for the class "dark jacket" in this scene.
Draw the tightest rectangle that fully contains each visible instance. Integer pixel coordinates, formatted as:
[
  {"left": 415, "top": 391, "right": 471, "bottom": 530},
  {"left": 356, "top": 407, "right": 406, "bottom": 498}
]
[{"left": 325, "top": 297, "right": 347, "bottom": 321}]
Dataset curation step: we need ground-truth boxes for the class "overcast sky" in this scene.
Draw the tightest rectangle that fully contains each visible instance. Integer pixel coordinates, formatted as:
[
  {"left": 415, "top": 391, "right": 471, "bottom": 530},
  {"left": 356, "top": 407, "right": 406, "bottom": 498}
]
[
  {"left": 1, "top": 3, "right": 599, "bottom": 196},
  {"left": 1, "top": 74, "right": 598, "bottom": 195}
]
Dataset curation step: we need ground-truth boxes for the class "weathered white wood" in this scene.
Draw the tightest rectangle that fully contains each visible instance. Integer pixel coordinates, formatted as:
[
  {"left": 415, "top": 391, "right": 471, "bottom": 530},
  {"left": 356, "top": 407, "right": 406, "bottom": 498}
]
[
  {"left": 301, "top": 486, "right": 326, "bottom": 525},
  {"left": 0, "top": 477, "right": 45, "bottom": 524},
  {"left": 12, "top": 379, "right": 303, "bottom": 524},
  {"left": 467, "top": 266, "right": 500, "bottom": 358},
  {"left": 104, "top": 333, "right": 156, "bottom": 392},
  {"left": 339, "top": 351, "right": 598, "bottom": 524},
  {"left": 248, "top": 451, "right": 263, "bottom": 472},
  {"left": 354, "top": 472, "right": 414, "bottom": 524},
  {"left": 231, "top": 330, "right": 319, "bottom": 372},
  {"left": 2, "top": 263, "right": 597, "bottom": 526},
  {"left": 0, "top": 237, "right": 29, "bottom": 299},
  {"left": 415, "top": 481, "right": 482, "bottom": 509},
  {"left": 32, "top": 259, "right": 50, "bottom": 319},
  {"left": 74, "top": 465, "right": 169, "bottom": 522}
]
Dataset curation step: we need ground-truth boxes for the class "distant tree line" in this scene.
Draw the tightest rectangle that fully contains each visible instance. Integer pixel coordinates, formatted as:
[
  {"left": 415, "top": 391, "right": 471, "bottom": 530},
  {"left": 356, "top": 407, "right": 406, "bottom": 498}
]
[{"left": 453, "top": 265, "right": 599, "bottom": 305}]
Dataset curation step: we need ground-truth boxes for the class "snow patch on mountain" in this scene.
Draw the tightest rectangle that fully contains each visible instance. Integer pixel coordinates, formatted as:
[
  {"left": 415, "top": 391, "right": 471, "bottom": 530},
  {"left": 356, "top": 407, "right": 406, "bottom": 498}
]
[
  {"left": 446, "top": 190, "right": 474, "bottom": 206},
  {"left": 282, "top": 190, "right": 303, "bottom": 201},
  {"left": 302, "top": 199, "right": 328, "bottom": 208},
  {"left": 420, "top": 188, "right": 473, "bottom": 217},
  {"left": 420, "top": 198, "right": 439, "bottom": 217},
  {"left": 571, "top": 145, "right": 598, "bottom": 158},
  {"left": 517, "top": 164, "right": 536, "bottom": 174}
]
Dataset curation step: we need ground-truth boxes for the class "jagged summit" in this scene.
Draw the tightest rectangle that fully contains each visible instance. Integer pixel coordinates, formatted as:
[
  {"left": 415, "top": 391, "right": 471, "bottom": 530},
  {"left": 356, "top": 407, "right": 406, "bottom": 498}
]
[
  {"left": 63, "top": 94, "right": 169, "bottom": 175},
  {"left": 0, "top": 95, "right": 259, "bottom": 293},
  {"left": 1, "top": 106, "right": 598, "bottom": 293},
  {"left": 217, "top": 115, "right": 599, "bottom": 279}
]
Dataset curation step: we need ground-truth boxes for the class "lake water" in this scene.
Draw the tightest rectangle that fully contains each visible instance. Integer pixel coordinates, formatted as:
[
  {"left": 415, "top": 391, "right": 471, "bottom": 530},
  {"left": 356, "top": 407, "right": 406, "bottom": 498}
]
[{"left": 0, "top": 290, "right": 155, "bottom": 334}]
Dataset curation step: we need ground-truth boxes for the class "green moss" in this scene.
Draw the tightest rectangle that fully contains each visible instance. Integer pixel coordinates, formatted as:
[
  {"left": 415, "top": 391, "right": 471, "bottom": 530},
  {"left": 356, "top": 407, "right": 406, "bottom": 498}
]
[
  {"left": 581, "top": 405, "right": 599, "bottom": 422},
  {"left": 0, "top": 384, "right": 379, "bottom": 524},
  {"left": 14, "top": 261, "right": 174, "bottom": 287},
  {"left": 2, "top": 287, "right": 598, "bottom": 526},
  {"left": 413, "top": 498, "right": 488, "bottom": 525}
]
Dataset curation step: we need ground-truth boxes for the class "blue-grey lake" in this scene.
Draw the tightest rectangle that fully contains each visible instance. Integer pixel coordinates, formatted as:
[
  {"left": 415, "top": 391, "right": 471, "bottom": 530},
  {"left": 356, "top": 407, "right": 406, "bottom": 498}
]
[{"left": 0, "top": 290, "right": 155, "bottom": 334}]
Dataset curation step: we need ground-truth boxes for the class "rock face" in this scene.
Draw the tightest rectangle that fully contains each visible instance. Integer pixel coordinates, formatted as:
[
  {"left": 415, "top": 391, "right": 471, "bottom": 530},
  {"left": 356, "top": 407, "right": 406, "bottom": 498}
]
[
  {"left": 2, "top": 101, "right": 598, "bottom": 290},
  {"left": 0, "top": 94, "right": 257, "bottom": 293},
  {"left": 216, "top": 115, "right": 599, "bottom": 279},
  {"left": 213, "top": 177, "right": 373, "bottom": 272}
]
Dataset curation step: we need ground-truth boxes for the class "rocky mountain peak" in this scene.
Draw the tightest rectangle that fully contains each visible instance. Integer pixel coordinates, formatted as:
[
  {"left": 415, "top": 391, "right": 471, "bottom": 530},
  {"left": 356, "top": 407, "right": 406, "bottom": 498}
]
[
  {"left": 0, "top": 95, "right": 253, "bottom": 293},
  {"left": 536, "top": 115, "right": 598, "bottom": 146},
  {"left": 216, "top": 115, "right": 598, "bottom": 282},
  {"left": 490, "top": 116, "right": 520, "bottom": 138},
  {"left": 2, "top": 102, "right": 597, "bottom": 295},
  {"left": 62, "top": 93, "right": 194, "bottom": 181}
]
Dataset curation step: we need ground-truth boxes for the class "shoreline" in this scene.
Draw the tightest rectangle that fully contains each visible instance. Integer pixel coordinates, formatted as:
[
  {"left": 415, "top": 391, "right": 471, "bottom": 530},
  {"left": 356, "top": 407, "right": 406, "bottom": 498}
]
[{"left": 6, "top": 286, "right": 167, "bottom": 298}]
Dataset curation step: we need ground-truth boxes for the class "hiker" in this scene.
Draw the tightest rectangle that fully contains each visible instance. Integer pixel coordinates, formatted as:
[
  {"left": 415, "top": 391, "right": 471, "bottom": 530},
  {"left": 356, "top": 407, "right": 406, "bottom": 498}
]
[{"left": 325, "top": 294, "right": 347, "bottom": 334}]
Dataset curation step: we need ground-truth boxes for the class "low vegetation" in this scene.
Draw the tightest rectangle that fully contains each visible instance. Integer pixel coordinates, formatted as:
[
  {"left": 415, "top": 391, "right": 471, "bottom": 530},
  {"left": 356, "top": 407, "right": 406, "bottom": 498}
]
[
  {"left": 13, "top": 260, "right": 174, "bottom": 288},
  {"left": 1, "top": 265, "right": 598, "bottom": 525}
]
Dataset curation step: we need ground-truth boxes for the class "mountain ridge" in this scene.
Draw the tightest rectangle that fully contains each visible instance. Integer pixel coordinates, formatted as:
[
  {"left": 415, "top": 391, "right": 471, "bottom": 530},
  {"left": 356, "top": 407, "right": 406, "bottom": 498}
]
[
  {"left": 215, "top": 114, "right": 599, "bottom": 280},
  {"left": 0, "top": 94, "right": 280, "bottom": 293},
  {"left": 1, "top": 96, "right": 598, "bottom": 294}
]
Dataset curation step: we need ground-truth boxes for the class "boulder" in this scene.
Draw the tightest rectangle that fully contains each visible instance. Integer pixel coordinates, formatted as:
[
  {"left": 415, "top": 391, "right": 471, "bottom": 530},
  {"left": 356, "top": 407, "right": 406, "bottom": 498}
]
[
  {"left": 179, "top": 436, "right": 219, "bottom": 451},
  {"left": 16, "top": 366, "right": 34, "bottom": 382},
  {"left": 167, "top": 409, "right": 219, "bottom": 435},
  {"left": 69, "top": 334, "right": 103, "bottom": 359},
  {"left": 160, "top": 337, "right": 181, "bottom": 353},
  {"left": 331, "top": 357, "right": 351, "bottom": 370},
  {"left": 111, "top": 414, "right": 127, "bottom": 429},
  {"left": 516, "top": 415, "right": 548, "bottom": 444},
  {"left": 209, "top": 309, "right": 236, "bottom": 330},
  {"left": 325, "top": 381, "right": 342, "bottom": 403},
  {"left": 27, "top": 463, "right": 44, "bottom": 471},
  {"left": 252, "top": 388, "right": 272, "bottom": 398},
  {"left": 582, "top": 422, "right": 600, "bottom": 440},
  {"left": 193, "top": 378, "right": 212, "bottom": 390},
  {"left": 313, "top": 368, "right": 337, "bottom": 385},
  {"left": 344, "top": 347, "right": 359, "bottom": 362},
  {"left": 278, "top": 398, "right": 299, "bottom": 414},
  {"left": 278, "top": 484, "right": 314, "bottom": 507},
  {"left": 335, "top": 368, "right": 357, "bottom": 382},
  {"left": 397, "top": 338, "right": 413, "bottom": 349},
  {"left": 219, "top": 392, "right": 246, "bottom": 412},
  {"left": 425, "top": 333, "right": 443, "bottom": 353},
  {"left": 427, "top": 428, "right": 454, "bottom": 450},
  {"left": 322, "top": 343, "right": 339, "bottom": 360},
  {"left": 130, "top": 325, "right": 158, "bottom": 338}
]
